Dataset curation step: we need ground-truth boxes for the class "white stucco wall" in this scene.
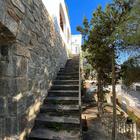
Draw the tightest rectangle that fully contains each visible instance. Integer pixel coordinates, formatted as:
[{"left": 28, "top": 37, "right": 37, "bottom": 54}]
[
  {"left": 71, "top": 34, "right": 82, "bottom": 54},
  {"left": 42, "top": 0, "right": 71, "bottom": 51}
]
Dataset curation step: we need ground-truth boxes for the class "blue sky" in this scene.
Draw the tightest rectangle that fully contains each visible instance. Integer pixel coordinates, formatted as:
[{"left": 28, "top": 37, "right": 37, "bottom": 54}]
[
  {"left": 65, "top": 0, "right": 112, "bottom": 34},
  {"left": 65, "top": 0, "right": 130, "bottom": 64}
]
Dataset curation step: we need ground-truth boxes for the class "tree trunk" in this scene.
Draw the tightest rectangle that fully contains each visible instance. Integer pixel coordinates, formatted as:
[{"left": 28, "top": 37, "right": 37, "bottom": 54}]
[
  {"left": 111, "top": 50, "right": 117, "bottom": 140},
  {"left": 97, "top": 73, "right": 100, "bottom": 112},
  {"left": 97, "top": 72, "right": 103, "bottom": 116}
]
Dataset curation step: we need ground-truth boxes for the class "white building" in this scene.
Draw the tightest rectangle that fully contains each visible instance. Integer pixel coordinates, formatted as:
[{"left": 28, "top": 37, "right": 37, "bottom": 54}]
[
  {"left": 71, "top": 34, "right": 82, "bottom": 54},
  {"left": 42, "top": 0, "right": 82, "bottom": 55},
  {"left": 42, "top": 0, "right": 71, "bottom": 52}
]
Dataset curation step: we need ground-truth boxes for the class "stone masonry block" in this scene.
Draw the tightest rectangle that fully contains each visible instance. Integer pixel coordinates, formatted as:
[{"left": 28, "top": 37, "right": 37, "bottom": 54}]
[
  {"left": 0, "top": 0, "right": 6, "bottom": 24},
  {"left": 0, "top": 97, "right": 6, "bottom": 116},
  {"left": 0, "top": 117, "right": 5, "bottom": 139},
  {"left": 4, "top": 13, "right": 18, "bottom": 36},
  {"left": 19, "top": 114, "right": 27, "bottom": 133},
  {"left": 5, "top": 117, "right": 19, "bottom": 137},
  {"left": 11, "top": 0, "right": 25, "bottom": 14},
  {"left": 26, "top": 93, "right": 35, "bottom": 108},
  {"left": 12, "top": 55, "right": 28, "bottom": 77},
  {"left": 8, "top": 94, "right": 27, "bottom": 116},
  {"left": 0, "top": 77, "right": 28, "bottom": 96},
  {"left": 0, "top": 78, "right": 12, "bottom": 96}
]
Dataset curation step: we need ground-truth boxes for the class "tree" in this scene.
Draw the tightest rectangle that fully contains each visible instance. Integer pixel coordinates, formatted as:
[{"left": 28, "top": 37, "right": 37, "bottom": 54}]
[
  {"left": 114, "top": 0, "right": 140, "bottom": 48},
  {"left": 121, "top": 56, "right": 140, "bottom": 86},
  {"left": 77, "top": 9, "right": 112, "bottom": 106},
  {"left": 77, "top": 0, "right": 134, "bottom": 139}
]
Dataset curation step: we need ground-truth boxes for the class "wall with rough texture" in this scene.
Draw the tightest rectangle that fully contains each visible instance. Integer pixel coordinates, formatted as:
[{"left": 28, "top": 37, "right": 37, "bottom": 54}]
[{"left": 0, "top": 0, "right": 68, "bottom": 139}]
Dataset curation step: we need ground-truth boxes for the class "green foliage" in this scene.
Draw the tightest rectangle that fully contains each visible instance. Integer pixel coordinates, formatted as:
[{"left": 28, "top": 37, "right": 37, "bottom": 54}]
[
  {"left": 77, "top": 17, "right": 89, "bottom": 41},
  {"left": 121, "top": 56, "right": 140, "bottom": 86},
  {"left": 82, "top": 50, "right": 96, "bottom": 79},
  {"left": 114, "top": 0, "right": 140, "bottom": 48},
  {"left": 77, "top": 0, "right": 134, "bottom": 102}
]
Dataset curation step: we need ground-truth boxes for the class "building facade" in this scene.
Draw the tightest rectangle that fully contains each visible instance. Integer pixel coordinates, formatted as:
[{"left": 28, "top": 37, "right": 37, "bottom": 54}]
[
  {"left": 42, "top": 0, "right": 71, "bottom": 52},
  {"left": 42, "top": 0, "right": 82, "bottom": 55},
  {"left": 71, "top": 34, "right": 82, "bottom": 54}
]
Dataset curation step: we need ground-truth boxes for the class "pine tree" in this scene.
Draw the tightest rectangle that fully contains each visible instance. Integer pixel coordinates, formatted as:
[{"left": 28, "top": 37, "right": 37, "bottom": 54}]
[{"left": 77, "top": 0, "right": 134, "bottom": 139}]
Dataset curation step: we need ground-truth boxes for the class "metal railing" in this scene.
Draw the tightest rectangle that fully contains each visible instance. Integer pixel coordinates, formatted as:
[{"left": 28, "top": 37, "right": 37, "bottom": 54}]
[
  {"left": 101, "top": 111, "right": 139, "bottom": 140},
  {"left": 79, "top": 52, "right": 82, "bottom": 139}
]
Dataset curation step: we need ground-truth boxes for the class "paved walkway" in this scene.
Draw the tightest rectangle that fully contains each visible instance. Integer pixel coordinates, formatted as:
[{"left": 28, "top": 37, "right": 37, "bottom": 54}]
[{"left": 82, "top": 106, "right": 108, "bottom": 140}]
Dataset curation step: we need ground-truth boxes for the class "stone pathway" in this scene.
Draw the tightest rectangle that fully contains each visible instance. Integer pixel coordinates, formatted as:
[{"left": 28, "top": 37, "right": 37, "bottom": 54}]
[{"left": 82, "top": 106, "right": 109, "bottom": 140}]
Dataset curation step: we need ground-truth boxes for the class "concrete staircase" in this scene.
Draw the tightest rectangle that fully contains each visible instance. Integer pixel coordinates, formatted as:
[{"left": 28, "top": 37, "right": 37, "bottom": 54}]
[{"left": 28, "top": 56, "right": 81, "bottom": 140}]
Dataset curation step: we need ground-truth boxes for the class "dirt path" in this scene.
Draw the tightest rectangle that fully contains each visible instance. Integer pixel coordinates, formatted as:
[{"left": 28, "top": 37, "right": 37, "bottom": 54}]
[{"left": 82, "top": 106, "right": 109, "bottom": 140}]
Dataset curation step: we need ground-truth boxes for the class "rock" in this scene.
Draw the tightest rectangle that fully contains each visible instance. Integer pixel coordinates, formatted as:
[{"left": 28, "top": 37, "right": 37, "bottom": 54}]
[
  {"left": 11, "top": 0, "right": 25, "bottom": 14},
  {"left": 4, "top": 14, "right": 18, "bottom": 36},
  {"left": 0, "top": 0, "right": 6, "bottom": 23},
  {"left": 0, "top": 97, "right": 6, "bottom": 116}
]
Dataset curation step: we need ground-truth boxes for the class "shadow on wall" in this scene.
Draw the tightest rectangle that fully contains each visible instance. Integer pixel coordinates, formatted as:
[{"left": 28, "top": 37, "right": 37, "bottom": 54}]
[
  {"left": 0, "top": 0, "right": 68, "bottom": 140},
  {"left": 0, "top": 21, "right": 16, "bottom": 139}
]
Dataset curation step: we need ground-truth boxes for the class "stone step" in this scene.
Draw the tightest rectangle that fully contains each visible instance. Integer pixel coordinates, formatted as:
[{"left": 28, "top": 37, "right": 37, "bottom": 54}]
[
  {"left": 40, "top": 110, "right": 80, "bottom": 117},
  {"left": 34, "top": 114, "right": 80, "bottom": 130},
  {"left": 28, "top": 128, "right": 80, "bottom": 140},
  {"left": 40, "top": 104, "right": 79, "bottom": 111},
  {"left": 56, "top": 76, "right": 79, "bottom": 80},
  {"left": 65, "top": 65, "right": 79, "bottom": 68},
  {"left": 66, "top": 60, "right": 79, "bottom": 63},
  {"left": 59, "top": 68, "right": 79, "bottom": 73},
  {"left": 59, "top": 67, "right": 78, "bottom": 70},
  {"left": 59, "top": 70, "right": 79, "bottom": 74},
  {"left": 60, "top": 66, "right": 79, "bottom": 70},
  {"left": 57, "top": 72, "right": 79, "bottom": 76},
  {"left": 48, "top": 90, "right": 79, "bottom": 97},
  {"left": 66, "top": 60, "right": 79, "bottom": 62},
  {"left": 65, "top": 61, "right": 79, "bottom": 64},
  {"left": 28, "top": 57, "right": 81, "bottom": 140},
  {"left": 53, "top": 80, "right": 79, "bottom": 85},
  {"left": 51, "top": 85, "right": 79, "bottom": 90},
  {"left": 47, "top": 96, "right": 79, "bottom": 101},
  {"left": 34, "top": 121, "right": 80, "bottom": 130},
  {"left": 44, "top": 97, "right": 79, "bottom": 105},
  {"left": 40, "top": 104, "right": 79, "bottom": 114},
  {"left": 65, "top": 62, "right": 79, "bottom": 68},
  {"left": 36, "top": 114, "right": 80, "bottom": 124}
]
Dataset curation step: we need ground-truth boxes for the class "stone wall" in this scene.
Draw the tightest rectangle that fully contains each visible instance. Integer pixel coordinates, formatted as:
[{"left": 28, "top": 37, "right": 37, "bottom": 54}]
[{"left": 0, "top": 0, "right": 68, "bottom": 139}]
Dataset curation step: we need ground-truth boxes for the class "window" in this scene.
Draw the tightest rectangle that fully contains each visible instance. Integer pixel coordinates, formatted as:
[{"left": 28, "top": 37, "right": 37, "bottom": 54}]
[
  {"left": 59, "top": 4, "right": 65, "bottom": 32},
  {"left": 60, "top": 12, "right": 64, "bottom": 31}
]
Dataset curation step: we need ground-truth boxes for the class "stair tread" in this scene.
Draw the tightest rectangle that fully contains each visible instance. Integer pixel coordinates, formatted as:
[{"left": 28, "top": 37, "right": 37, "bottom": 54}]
[
  {"left": 47, "top": 97, "right": 79, "bottom": 100},
  {"left": 29, "top": 128, "right": 80, "bottom": 140},
  {"left": 54, "top": 80, "right": 79, "bottom": 82},
  {"left": 49, "top": 90, "right": 79, "bottom": 93},
  {"left": 58, "top": 72, "right": 79, "bottom": 74},
  {"left": 36, "top": 114, "right": 80, "bottom": 124},
  {"left": 57, "top": 75, "right": 79, "bottom": 78},
  {"left": 52, "top": 85, "right": 79, "bottom": 87},
  {"left": 41, "top": 104, "right": 79, "bottom": 110},
  {"left": 53, "top": 80, "right": 79, "bottom": 85},
  {"left": 51, "top": 85, "right": 79, "bottom": 90},
  {"left": 48, "top": 90, "right": 79, "bottom": 97}
]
